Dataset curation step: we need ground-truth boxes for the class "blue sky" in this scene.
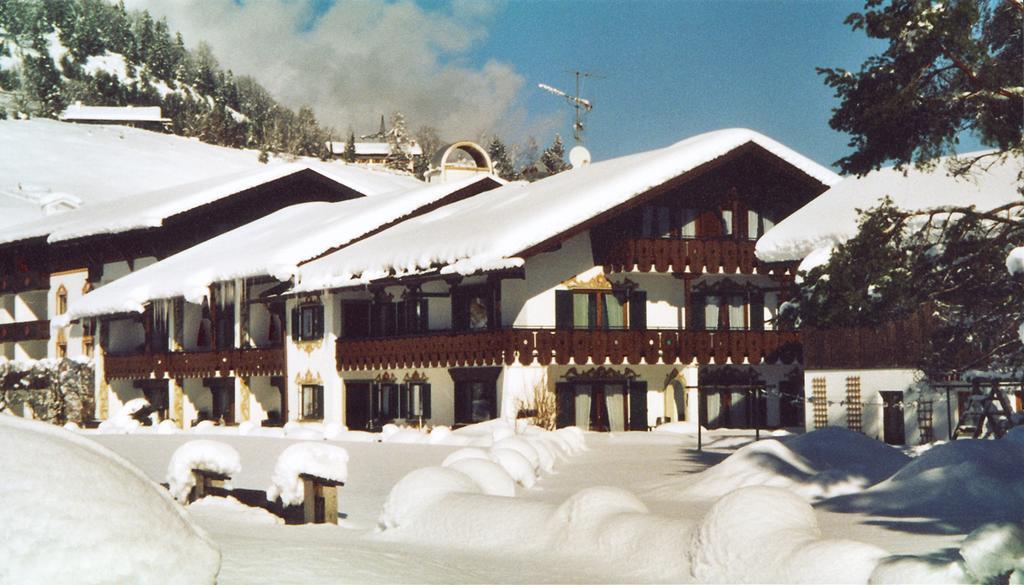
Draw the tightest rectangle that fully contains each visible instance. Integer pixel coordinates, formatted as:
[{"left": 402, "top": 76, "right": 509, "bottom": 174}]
[{"left": 147, "top": 0, "right": 980, "bottom": 172}]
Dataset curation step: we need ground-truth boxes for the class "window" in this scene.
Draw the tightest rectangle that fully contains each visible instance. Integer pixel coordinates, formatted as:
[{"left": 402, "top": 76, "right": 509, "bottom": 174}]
[
  {"left": 401, "top": 383, "right": 432, "bottom": 420},
  {"left": 690, "top": 292, "right": 764, "bottom": 331},
  {"left": 555, "top": 289, "right": 646, "bottom": 330},
  {"left": 363, "top": 299, "right": 428, "bottom": 337},
  {"left": 55, "top": 285, "right": 68, "bottom": 315},
  {"left": 301, "top": 384, "right": 324, "bottom": 420},
  {"left": 746, "top": 209, "right": 775, "bottom": 241},
  {"left": 452, "top": 367, "right": 501, "bottom": 425},
  {"left": 292, "top": 304, "right": 324, "bottom": 341},
  {"left": 374, "top": 383, "right": 400, "bottom": 421},
  {"left": 680, "top": 208, "right": 698, "bottom": 239},
  {"left": 82, "top": 318, "right": 95, "bottom": 358},
  {"left": 918, "top": 400, "right": 934, "bottom": 444},
  {"left": 56, "top": 341, "right": 67, "bottom": 359},
  {"left": 640, "top": 205, "right": 672, "bottom": 238},
  {"left": 342, "top": 301, "right": 372, "bottom": 339},
  {"left": 453, "top": 285, "right": 496, "bottom": 331},
  {"left": 720, "top": 208, "right": 734, "bottom": 237}
]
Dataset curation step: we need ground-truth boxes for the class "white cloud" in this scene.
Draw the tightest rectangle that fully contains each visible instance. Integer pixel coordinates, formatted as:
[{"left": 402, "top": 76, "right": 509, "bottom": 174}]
[{"left": 125, "top": 0, "right": 527, "bottom": 142}]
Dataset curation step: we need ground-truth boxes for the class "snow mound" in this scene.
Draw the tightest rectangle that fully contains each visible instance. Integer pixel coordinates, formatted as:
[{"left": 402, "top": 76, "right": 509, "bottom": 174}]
[
  {"left": 823, "top": 439, "right": 1024, "bottom": 523},
  {"left": 493, "top": 436, "right": 541, "bottom": 471},
  {"left": 652, "top": 420, "right": 703, "bottom": 435},
  {"left": 384, "top": 428, "right": 429, "bottom": 444},
  {"left": 688, "top": 429, "right": 908, "bottom": 501},
  {"left": 266, "top": 442, "right": 349, "bottom": 506},
  {"left": 446, "top": 458, "right": 516, "bottom": 497},
  {"left": 524, "top": 435, "right": 556, "bottom": 472},
  {"left": 97, "top": 397, "right": 148, "bottom": 433},
  {"left": 187, "top": 496, "right": 283, "bottom": 526},
  {"left": 688, "top": 486, "right": 886, "bottom": 583},
  {"left": 556, "top": 426, "right": 587, "bottom": 453},
  {"left": 869, "top": 555, "right": 969, "bottom": 584},
  {"left": 166, "top": 440, "right": 242, "bottom": 502},
  {"left": 157, "top": 419, "right": 179, "bottom": 435},
  {"left": 378, "top": 467, "right": 481, "bottom": 530},
  {"left": 441, "top": 447, "right": 492, "bottom": 468},
  {"left": 283, "top": 421, "right": 324, "bottom": 440},
  {"left": 555, "top": 486, "right": 650, "bottom": 527},
  {"left": 490, "top": 447, "right": 537, "bottom": 488},
  {"left": 783, "top": 427, "right": 909, "bottom": 484},
  {"left": 959, "top": 522, "right": 1024, "bottom": 582},
  {"left": 0, "top": 414, "right": 220, "bottom": 584}
]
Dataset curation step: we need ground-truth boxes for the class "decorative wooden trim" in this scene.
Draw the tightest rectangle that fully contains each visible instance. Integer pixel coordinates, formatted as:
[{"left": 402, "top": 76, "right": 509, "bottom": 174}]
[
  {"left": 295, "top": 369, "right": 323, "bottom": 386},
  {"left": 374, "top": 372, "right": 398, "bottom": 384},
  {"left": 295, "top": 338, "right": 324, "bottom": 353},
  {"left": 403, "top": 370, "right": 429, "bottom": 383},
  {"left": 562, "top": 270, "right": 614, "bottom": 291},
  {"left": 562, "top": 366, "right": 639, "bottom": 381}
]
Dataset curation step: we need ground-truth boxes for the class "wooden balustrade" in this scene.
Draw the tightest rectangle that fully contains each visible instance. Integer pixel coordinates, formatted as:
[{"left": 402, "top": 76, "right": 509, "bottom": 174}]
[
  {"left": 336, "top": 329, "right": 802, "bottom": 370},
  {"left": 803, "top": 310, "right": 932, "bottom": 370},
  {"left": 105, "top": 347, "right": 286, "bottom": 380},
  {"left": 597, "top": 238, "right": 794, "bottom": 275},
  {"left": 0, "top": 271, "right": 50, "bottom": 294},
  {"left": 0, "top": 320, "right": 50, "bottom": 343}
]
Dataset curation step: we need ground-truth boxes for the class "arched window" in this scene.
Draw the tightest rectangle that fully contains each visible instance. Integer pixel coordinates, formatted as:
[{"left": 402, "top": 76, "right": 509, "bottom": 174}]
[{"left": 55, "top": 285, "right": 68, "bottom": 315}]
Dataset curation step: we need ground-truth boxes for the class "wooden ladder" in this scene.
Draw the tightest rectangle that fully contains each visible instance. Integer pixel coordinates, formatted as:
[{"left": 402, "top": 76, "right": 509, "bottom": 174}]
[{"left": 952, "top": 380, "right": 1016, "bottom": 440}]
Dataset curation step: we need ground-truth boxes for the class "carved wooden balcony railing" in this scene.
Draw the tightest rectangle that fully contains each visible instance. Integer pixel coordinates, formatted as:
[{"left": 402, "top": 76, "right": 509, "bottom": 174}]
[
  {"left": 105, "top": 347, "right": 286, "bottom": 380},
  {"left": 0, "top": 271, "right": 50, "bottom": 294},
  {"left": 0, "top": 320, "right": 50, "bottom": 343},
  {"left": 597, "top": 238, "right": 795, "bottom": 276},
  {"left": 803, "top": 310, "right": 932, "bottom": 370},
  {"left": 336, "top": 328, "right": 802, "bottom": 371}
]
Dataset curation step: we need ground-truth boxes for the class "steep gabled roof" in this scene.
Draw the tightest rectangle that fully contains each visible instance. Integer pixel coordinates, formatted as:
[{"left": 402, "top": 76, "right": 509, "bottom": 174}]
[
  {"left": 57, "top": 174, "right": 502, "bottom": 324},
  {"left": 0, "top": 162, "right": 420, "bottom": 246},
  {"left": 755, "top": 151, "right": 1024, "bottom": 264},
  {"left": 292, "top": 128, "right": 838, "bottom": 293},
  {"left": 0, "top": 118, "right": 420, "bottom": 231}
]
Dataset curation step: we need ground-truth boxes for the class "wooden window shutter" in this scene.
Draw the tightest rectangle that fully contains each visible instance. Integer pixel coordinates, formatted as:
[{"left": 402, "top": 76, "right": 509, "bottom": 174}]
[
  {"left": 628, "top": 380, "right": 648, "bottom": 430},
  {"left": 629, "top": 290, "right": 647, "bottom": 330},
  {"left": 291, "top": 307, "right": 299, "bottom": 340},
  {"left": 689, "top": 293, "right": 705, "bottom": 330},
  {"left": 749, "top": 294, "right": 764, "bottom": 331},
  {"left": 421, "top": 384, "right": 432, "bottom": 419},
  {"left": 555, "top": 382, "right": 574, "bottom": 428},
  {"left": 555, "top": 290, "right": 573, "bottom": 329},
  {"left": 371, "top": 383, "right": 380, "bottom": 420}
]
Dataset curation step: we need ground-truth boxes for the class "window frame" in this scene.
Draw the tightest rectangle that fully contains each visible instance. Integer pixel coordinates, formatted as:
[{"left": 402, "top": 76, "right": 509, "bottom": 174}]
[
  {"left": 292, "top": 303, "right": 325, "bottom": 342},
  {"left": 301, "top": 384, "right": 325, "bottom": 420}
]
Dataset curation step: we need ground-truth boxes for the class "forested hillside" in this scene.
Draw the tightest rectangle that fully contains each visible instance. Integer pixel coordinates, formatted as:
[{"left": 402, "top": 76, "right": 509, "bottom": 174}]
[{"left": 0, "top": 0, "right": 330, "bottom": 158}]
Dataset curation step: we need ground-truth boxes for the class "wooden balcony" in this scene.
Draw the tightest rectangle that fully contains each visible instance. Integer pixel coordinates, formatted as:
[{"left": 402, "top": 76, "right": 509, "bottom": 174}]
[
  {"left": 105, "top": 347, "right": 286, "bottom": 380},
  {"left": 0, "top": 271, "right": 50, "bottom": 294},
  {"left": 0, "top": 320, "right": 50, "bottom": 343},
  {"left": 803, "top": 310, "right": 932, "bottom": 370},
  {"left": 336, "top": 328, "right": 802, "bottom": 370},
  {"left": 597, "top": 238, "right": 795, "bottom": 275}
]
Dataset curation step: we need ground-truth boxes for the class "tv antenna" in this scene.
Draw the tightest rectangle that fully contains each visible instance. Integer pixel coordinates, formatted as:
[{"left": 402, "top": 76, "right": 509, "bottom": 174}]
[{"left": 538, "top": 70, "right": 601, "bottom": 145}]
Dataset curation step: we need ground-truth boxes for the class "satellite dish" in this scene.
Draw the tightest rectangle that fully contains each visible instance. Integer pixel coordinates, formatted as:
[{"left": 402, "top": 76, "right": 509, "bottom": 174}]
[{"left": 569, "top": 146, "right": 591, "bottom": 168}]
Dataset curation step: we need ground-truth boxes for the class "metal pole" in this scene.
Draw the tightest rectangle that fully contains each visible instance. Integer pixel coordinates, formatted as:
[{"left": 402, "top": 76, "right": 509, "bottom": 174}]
[
  {"left": 945, "top": 385, "right": 953, "bottom": 440},
  {"left": 697, "top": 386, "right": 702, "bottom": 451},
  {"left": 754, "top": 387, "right": 761, "bottom": 441}
]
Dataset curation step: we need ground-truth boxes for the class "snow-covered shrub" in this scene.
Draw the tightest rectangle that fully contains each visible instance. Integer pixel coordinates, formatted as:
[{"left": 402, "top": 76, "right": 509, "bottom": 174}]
[
  {"left": 959, "top": 522, "right": 1024, "bottom": 582},
  {"left": 688, "top": 486, "right": 886, "bottom": 583},
  {"left": 441, "top": 447, "right": 491, "bottom": 468},
  {"left": 523, "top": 435, "right": 555, "bottom": 472},
  {"left": 0, "top": 414, "right": 220, "bottom": 584},
  {"left": 378, "top": 467, "right": 481, "bottom": 530},
  {"left": 489, "top": 447, "right": 536, "bottom": 488},
  {"left": 266, "top": 442, "right": 349, "bottom": 506},
  {"left": 0, "top": 357, "right": 94, "bottom": 425},
  {"left": 493, "top": 437, "right": 541, "bottom": 471},
  {"left": 166, "top": 440, "right": 242, "bottom": 502},
  {"left": 446, "top": 458, "right": 515, "bottom": 497},
  {"left": 869, "top": 555, "right": 969, "bottom": 584}
]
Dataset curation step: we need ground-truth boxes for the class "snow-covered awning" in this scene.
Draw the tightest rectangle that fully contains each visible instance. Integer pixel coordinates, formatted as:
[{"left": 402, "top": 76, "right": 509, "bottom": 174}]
[
  {"left": 56, "top": 174, "right": 502, "bottom": 324},
  {"left": 755, "top": 151, "right": 1024, "bottom": 264},
  {"left": 0, "top": 161, "right": 421, "bottom": 246},
  {"left": 292, "top": 128, "right": 839, "bottom": 293}
]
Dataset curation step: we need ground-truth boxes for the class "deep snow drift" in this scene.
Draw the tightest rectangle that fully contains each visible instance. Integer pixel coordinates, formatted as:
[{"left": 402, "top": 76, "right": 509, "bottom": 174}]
[{"left": 0, "top": 414, "right": 220, "bottom": 585}]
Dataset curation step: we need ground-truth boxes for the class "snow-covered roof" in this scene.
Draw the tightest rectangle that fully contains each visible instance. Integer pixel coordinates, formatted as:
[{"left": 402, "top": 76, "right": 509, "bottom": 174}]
[
  {"left": 293, "top": 128, "right": 839, "bottom": 292},
  {"left": 0, "top": 119, "right": 420, "bottom": 231},
  {"left": 326, "top": 141, "right": 423, "bottom": 157},
  {"left": 57, "top": 175, "right": 501, "bottom": 323},
  {"left": 59, "top": 103, "right": 170, "bottom": 123},
  {"left": 755, "top": 151, "right": 1024, "bottom": 264},
  {"left": 0, "top": 161, "right": 418, "bottom": 246}
]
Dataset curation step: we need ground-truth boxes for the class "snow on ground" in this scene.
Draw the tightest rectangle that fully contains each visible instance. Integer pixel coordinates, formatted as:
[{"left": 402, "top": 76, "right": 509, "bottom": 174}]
[
  {"left": 0, "top": 414, "right": 220, "bottom": 585},
  {"left": 18, "top": 422, "right": 1024, "bottom": 584}
]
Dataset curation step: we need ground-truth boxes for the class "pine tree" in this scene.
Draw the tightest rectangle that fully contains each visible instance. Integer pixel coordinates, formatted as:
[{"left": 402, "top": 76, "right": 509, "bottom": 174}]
[
  {"left": 344, "top": 130, "right": 357, "bottom": 163},
  {"left": 819, "top": 0, "right": 1023, "bottom": 176},
  {"left": 386, "top": 111, "right": 413, "bottom": 171},
  {"left": 487, "top": 136, "right": 517, "bottom": 180}
]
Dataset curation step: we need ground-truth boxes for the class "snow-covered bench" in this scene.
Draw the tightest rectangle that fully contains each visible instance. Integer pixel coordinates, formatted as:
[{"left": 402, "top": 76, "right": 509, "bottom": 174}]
[{"left": 267, "top": 442, "right": 349, "bottom": 524}]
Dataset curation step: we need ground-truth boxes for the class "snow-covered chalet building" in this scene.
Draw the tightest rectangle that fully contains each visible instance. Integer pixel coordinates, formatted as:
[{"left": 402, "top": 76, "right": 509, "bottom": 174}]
[
  {"left": 756, "top": 153, "right": 1024, "bottom": 445},
  {"left": 64, "top": 129, "right": 838, "bottom": 432}
]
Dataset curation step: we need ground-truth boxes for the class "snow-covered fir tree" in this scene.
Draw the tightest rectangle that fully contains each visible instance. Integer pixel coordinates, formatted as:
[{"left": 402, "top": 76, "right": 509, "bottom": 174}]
[{"left": 487, "top": 135, "right": 518, "bottom": 181}]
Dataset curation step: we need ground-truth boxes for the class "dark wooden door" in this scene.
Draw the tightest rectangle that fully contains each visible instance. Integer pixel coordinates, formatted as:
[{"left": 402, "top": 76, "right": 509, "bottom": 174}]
[
  {"left": 880, "top": 391, "right": 905, "bottom": 445},
  {"left": 345, "top": 382, "right": 372, "bottom": 431}
]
